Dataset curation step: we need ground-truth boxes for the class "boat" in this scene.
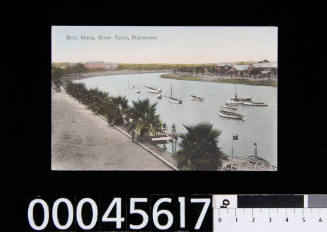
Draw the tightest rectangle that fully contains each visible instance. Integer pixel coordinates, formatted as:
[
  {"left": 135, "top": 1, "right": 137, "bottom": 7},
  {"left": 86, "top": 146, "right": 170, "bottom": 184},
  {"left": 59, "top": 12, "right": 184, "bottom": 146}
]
[
  {"left": 168, "top": 97, "right": 182, "bottom": 104},
  {"left": 219, "top": 107, "right": 244, "bottom": 120},
  {"left": 224, "top": 105, "right": 238, "bottom": 111},
  {"left": 243, "top": 101, "right": 267, "bottom": 106},
  {"left": 166, "top": 83, "right": 182, "bottom": 104},
  {"left": 225, "top": 102, "right": 238, "bottom": 107},
  {"left": 156, "top": 93, "right": 162, "bottom": 99},
  {"left": 229, "top": 82, "right": 251, "bottom": 104},
  {"left": 190, "top": 95, "right": 205, "bottom": 101},
  {"left": 127, "top": 80, "right": 135, "bottom": 89},
  {"left": 136, "top": 89, "right": 141, "bottom": 93},
  {"left": 144, "top": 86, "right": 162, "bottom": 94},
  {"left": 230, "top": 97, "right": 252, "bottom": 104}
]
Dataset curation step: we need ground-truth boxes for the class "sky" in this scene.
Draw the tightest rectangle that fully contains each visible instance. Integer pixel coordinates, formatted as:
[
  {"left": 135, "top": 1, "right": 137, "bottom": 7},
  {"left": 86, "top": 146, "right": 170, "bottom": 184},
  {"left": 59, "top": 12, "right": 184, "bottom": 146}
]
[{"left": 52, "top": 26, "right": 278, "bottom": 64}]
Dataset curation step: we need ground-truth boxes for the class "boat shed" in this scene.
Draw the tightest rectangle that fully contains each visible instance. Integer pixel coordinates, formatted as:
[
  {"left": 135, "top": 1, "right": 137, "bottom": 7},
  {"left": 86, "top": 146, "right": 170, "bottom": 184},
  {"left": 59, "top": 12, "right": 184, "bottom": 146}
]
[{"left": 229, "top": 64, "right": 251, "bottom": 77}]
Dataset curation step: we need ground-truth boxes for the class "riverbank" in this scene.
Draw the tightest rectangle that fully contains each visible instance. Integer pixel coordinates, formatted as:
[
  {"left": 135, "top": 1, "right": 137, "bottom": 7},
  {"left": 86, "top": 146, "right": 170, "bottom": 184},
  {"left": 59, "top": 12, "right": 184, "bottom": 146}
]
[
  {"left": 51, "top": 88, "right": 176, "bottom": 170},
  {"left": 63, "top": 70, "right": 170, "bottom": 81},
  {"left": 160, "top": 74, "right": 277, "bottom": 87}
]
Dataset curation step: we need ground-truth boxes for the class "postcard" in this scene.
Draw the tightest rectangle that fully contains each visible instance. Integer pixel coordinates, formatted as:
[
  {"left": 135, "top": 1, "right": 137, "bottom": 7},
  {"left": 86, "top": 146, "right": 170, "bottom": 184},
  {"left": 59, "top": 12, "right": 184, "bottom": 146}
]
[{"left": 51, "top": 26, "right": 277, "bottom": 171}]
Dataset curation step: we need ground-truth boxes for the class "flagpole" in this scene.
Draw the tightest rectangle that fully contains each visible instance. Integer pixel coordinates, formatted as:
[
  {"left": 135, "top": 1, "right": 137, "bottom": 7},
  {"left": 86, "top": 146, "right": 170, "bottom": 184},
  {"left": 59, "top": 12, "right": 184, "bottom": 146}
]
[{"left": 231, "top": 134, "right": 234, "bottom": 156}]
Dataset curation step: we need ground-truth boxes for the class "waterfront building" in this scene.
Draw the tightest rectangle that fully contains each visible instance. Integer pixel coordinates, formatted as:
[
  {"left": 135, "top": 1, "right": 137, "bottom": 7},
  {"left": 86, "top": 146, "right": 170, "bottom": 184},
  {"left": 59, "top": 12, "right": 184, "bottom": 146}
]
[
  {"left": 215, "top": 63, "right": 232, "bottom": 75},
  {"left": 249, "top": 61, "right": 278, "bottom": 79},
  {"left": 229, "top": 64, "right": 251, "bottom": 77}
]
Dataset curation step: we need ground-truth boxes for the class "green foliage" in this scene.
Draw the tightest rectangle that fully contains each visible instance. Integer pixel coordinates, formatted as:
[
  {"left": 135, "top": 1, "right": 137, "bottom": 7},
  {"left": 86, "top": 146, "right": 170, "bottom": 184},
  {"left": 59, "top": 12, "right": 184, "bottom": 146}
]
[
  {"left": 107, "top": 96, "right": 129, "bottom": 124},
  {"left": 52, "top": 63, "right": 89, "bottom": 76},
  {"left": 173, "top": 123, "right": 226, "bottom": 170},
  {"left": 52, "top": 67, "right": 64, "bottom": 91},
  {"left": 116, "top": 63, "right": 217, "bottom": 74},
  {"left": 52, "top": 67, "right": 63, "bottom": 83},
  {"left": 161, "top": 74, "right": 202, "bottom": 81},
  {"left": 213, "top": 79, "right": 277, "bottom": 87},
  {"left": 173, "top": 64, "right": 216, "bottom": 74},
  {"left": 161, "top": 74, "right": 277, "bottom": 87},
  {"left": 124, "top": 99, "right": 163, "bottom": 138},
  {"left": 65, "top": 81, "right": 128, "bottom": 125}
]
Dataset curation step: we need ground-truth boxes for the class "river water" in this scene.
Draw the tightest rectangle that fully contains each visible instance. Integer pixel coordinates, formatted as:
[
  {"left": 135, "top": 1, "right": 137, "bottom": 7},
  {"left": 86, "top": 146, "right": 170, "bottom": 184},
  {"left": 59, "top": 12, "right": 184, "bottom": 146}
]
[{"left": 74, "top": 72, "right": 277, "bottom": 166}]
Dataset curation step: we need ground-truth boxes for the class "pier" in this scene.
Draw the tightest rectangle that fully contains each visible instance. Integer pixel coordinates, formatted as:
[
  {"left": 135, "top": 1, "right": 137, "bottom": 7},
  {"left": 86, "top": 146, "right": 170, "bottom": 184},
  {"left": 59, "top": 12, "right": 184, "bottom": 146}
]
[{"left": 219, "top": 155, "right": 277, "bottom": 171}]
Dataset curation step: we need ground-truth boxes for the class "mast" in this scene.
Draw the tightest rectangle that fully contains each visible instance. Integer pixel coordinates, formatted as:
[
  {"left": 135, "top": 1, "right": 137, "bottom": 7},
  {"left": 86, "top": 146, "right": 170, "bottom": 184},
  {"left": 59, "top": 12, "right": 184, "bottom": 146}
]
[
  {"left": 170, "top": 82, "right": 172, "bottom": 98},
  {"left": 231, "top": 135, "right": 234, "bottom": 156},
  {"left": 234, "top": 82, "right": 237, "bottom": 98},
  {"left": 254, "top": 143, "right": 258, "bottom": 157}
]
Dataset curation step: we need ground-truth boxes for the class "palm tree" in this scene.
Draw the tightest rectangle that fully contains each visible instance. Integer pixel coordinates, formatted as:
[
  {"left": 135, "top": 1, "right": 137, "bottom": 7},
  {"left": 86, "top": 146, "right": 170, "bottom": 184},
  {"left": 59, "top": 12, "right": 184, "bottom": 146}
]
[
  {"left": 125, "top": 98, "right": 162, "bottom": 139},
  {"left": 173, "top": 123, "right": 225, "bottom": 171},
  {"left": 107, "top": 96, "right": 129, "bottom": 125}
]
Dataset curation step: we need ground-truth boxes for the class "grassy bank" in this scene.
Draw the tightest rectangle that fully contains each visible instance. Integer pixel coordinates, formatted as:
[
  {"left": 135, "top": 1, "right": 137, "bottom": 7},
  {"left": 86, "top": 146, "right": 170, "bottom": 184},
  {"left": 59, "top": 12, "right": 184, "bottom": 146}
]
[{"left": 160, "top": 74, "right": 277, "bottom": 87}]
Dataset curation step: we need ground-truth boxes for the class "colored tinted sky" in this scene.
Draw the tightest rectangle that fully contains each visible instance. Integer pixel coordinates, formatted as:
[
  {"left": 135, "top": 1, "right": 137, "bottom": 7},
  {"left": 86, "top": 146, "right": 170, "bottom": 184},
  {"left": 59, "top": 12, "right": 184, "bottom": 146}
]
[{"left": 52, "top": 26, "right": 277, "bottom": 64}]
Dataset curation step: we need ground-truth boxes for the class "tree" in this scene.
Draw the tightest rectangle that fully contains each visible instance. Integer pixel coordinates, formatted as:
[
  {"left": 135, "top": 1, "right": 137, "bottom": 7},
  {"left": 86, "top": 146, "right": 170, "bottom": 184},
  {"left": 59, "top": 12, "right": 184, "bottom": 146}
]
[
  {"left": 107, "top": 96, "right": 129, "bottom": 125},
  {"left": 73, "top": 63, "right": 88, "bottom": 76},
  {"left": 173, "top": 123, "right": 225, "bottom": 170},
  {"left": 250, "top": 69, "right": 260, "bottom": 79},
  {"left": 125, "top": 99, "right": 162, "bottom": 139},
  {"left": 52, "top": 67, "right": 63, "bottom": 92}
]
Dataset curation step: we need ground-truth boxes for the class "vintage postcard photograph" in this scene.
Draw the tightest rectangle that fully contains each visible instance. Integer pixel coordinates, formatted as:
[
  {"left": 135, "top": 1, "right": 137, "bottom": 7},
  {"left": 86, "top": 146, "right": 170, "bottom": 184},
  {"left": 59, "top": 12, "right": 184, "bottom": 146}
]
[{"left": 51, "top": 26, "right": 277, "bottom": 171}]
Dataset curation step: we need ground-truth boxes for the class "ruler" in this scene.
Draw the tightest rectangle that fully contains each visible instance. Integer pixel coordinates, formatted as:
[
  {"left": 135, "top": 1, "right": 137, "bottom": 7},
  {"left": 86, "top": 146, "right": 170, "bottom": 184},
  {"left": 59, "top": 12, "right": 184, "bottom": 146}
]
[{"left": 213, "top": 195, "right": 327, "bottom": 232}]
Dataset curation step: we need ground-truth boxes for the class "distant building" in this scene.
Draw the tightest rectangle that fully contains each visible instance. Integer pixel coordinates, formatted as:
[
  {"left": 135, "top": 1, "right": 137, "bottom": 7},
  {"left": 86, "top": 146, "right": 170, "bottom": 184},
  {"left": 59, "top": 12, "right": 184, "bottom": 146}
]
[
  {"left": 105, "top": 62, "right": 118, "bottom": 70},
  {"left": 84, "top": 61, "right": 106, "bottom": 69},
  {"left": 84, "top": 61, "right": 118, "bottom": 70},
  {"left": 249, "top": 61, "right": 278, "bottom": 78},
  {"left": 215, "top": 63, "right": 232, "bottom": 75},
  {"left": 229, "top": 64, "right": 251, "bottom": 77}
]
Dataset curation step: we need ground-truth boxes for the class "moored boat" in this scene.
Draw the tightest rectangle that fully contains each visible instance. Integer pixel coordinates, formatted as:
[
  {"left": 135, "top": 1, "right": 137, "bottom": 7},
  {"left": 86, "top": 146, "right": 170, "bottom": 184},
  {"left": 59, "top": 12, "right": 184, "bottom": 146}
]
[
  {"left": 219, "top": 107, "right": 244, "bottom": 120},
  {"left": 229, "top": 82, "right": 251, "bottom": 103},
  {"left": 224, "top": 105, "right": 238, "bottom": 111},
  {"left": 136, "top": 89, "right": 141, "bottom": 93},
  {"left": 226, "top": 102, "right": 238, "bottom": 107},
  {"left": 243, "top": 101, "right": 267, "bottom": 106},
  {"left": 168, "top": 97, "right": 182, "bottom": 104},
  {"left": 230, "top": 97, "right": 252, "bottom": 104},
  {"left": 156, "top": 93, "right": 162, "bottom": 99},
  {"left": 190, "top": 95, "right": 205, "bottom": 101},
  {"left": 166, "top": 83, "right": 182, "bottom": 104},
  {"left": 144, "top": 86, "right": 162, "bottom": 94},
  {"left": 127, "top": 80, "right": 135, "bottom": 89}
]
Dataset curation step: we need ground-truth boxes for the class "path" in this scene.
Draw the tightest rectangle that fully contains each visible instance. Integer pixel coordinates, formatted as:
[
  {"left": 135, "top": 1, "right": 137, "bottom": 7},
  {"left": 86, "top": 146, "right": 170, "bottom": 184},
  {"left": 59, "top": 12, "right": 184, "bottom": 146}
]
[{"left": 51, "top": 88, "right": 173, "bottom": 170}]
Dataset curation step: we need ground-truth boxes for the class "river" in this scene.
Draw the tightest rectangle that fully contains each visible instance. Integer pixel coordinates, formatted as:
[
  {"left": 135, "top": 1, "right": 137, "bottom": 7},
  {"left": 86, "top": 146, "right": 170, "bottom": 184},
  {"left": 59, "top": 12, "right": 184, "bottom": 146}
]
[{"left": 74, "top": 72, "right": 277, "bottom": 166}]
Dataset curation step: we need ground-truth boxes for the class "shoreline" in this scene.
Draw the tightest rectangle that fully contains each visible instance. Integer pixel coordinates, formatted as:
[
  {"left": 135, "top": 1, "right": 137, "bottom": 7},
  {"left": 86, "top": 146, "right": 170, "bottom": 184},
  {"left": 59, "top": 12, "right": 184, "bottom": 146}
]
[
  {"left": 160, "top": 73, "right": 278, "bottom": 87},
  {"left": 62, "top": 70, "right": 277, "bottom": 87},
  {"left": 62, "top": 69, "right": 170, "bottom": 81}
]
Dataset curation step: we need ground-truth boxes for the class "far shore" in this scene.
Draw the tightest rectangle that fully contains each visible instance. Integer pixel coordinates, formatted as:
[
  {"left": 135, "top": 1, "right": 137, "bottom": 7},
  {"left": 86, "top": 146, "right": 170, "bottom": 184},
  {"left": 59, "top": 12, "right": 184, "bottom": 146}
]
[
  {"left": 62, "top": 69, "right": 171, "bottom": 81},
  {"left": 62, "top": 69, "right": 277, "bottom": 87},
  {"left": 160, "top": 74, "right": 278, "bottom": 87}
]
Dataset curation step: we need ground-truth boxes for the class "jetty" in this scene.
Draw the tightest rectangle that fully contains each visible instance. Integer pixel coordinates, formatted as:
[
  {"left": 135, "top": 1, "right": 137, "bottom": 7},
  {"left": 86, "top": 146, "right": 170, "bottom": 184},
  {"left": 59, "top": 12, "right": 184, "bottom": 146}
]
[{"left": 219, "top": 155, "right": 277, "bottom": 171}]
